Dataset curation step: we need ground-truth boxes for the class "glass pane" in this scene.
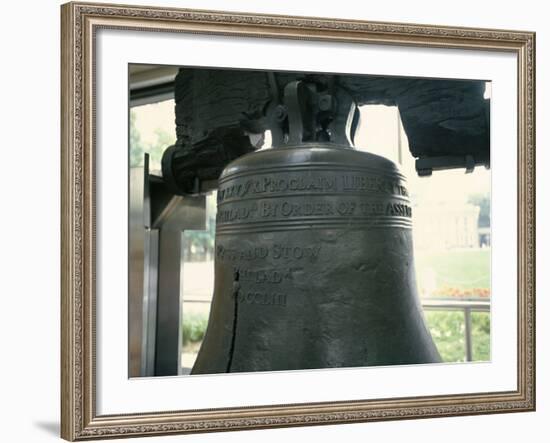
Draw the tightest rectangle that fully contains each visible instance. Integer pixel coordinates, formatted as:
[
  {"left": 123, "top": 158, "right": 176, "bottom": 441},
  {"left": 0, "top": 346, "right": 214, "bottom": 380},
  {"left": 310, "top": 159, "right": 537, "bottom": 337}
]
[
  {"left": 471, "top": 311, "right": 491, "bottom": 362},
  {"left": 129, "top": 99, "right": 176, "bottom": 173},
  {"left": 180, "top": 192, "right": 217, "bottom": 372},
  {"left": 424, "top": 311, "right": 467, "bottom": 363},
  {"left": 130, "top": 98, "right": 491, "bottom": 372}
]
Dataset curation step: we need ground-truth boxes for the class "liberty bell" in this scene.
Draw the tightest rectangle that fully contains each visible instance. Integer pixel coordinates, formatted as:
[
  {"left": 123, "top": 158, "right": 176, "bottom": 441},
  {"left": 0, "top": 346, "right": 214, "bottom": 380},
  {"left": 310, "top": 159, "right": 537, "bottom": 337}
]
[{"left": 191, "top": 77, "right": 441, "bottom": 374}]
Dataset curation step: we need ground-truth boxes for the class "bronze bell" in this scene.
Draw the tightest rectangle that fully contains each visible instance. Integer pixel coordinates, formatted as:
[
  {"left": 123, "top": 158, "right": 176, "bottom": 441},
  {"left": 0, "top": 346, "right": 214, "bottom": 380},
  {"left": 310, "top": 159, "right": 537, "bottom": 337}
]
[{"left": 191, "top": 78, "right": 441, "bottom": 374}]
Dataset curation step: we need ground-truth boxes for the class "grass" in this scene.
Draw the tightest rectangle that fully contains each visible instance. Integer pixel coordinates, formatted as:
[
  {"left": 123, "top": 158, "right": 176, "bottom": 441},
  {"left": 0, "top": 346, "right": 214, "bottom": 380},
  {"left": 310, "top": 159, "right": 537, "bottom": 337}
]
[
  {"left": 416, "top": 248, "right": 491, "bottom": 295},
  {"left": 419, "top": 249, "right": 491, "bottom": 362}
]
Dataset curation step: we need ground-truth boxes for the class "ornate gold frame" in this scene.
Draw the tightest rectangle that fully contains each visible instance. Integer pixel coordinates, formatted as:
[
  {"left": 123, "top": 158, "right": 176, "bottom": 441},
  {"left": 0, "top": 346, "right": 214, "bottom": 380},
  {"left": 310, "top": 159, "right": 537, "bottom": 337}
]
[{"left": 60, "top": 1, "right": 536, "bottom": 440}]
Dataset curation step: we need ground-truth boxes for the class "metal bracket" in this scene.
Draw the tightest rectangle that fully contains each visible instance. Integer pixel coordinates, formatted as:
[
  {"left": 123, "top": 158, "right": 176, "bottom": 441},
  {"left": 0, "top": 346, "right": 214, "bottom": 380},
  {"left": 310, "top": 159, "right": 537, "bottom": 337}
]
[{"left": 129, "top": 154, "right": 206, "bottom": 377}]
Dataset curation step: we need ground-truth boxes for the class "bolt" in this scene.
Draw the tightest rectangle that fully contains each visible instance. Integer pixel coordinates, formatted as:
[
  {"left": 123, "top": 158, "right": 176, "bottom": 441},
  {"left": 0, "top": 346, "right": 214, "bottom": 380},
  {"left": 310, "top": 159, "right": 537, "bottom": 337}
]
[{"left": 274, "top": 105, "right": 287, "bottom": 122}]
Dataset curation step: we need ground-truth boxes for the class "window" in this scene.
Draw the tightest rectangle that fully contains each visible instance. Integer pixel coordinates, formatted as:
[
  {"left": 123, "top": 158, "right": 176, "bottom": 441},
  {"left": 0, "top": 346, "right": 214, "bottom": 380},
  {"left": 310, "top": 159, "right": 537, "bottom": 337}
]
[{"left": 131, "top": 98, "right": 491, "bottom": 371}]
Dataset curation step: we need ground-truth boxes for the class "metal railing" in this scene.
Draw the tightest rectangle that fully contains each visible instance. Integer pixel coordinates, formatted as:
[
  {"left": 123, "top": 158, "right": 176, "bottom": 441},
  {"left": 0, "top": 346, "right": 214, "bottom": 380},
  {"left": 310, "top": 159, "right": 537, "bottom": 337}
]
[
  {"left": 421, "top": 298, "right": 490, "bottom": 362},
  {"left": 181, "top": 297, "right": 491, "bottom": 363}
]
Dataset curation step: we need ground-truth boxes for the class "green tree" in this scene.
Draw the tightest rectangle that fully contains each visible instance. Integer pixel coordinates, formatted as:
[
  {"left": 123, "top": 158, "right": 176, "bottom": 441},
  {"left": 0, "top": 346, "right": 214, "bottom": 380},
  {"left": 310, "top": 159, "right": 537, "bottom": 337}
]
[
  {"left": 129, "top": 110, "right": 146, "bottom": 167},
  {"left": 148, "top": 128, "right": 175, "bottom": 171},
  {"left": 130, "top": 110, "right": 176, "bottom": 170}
]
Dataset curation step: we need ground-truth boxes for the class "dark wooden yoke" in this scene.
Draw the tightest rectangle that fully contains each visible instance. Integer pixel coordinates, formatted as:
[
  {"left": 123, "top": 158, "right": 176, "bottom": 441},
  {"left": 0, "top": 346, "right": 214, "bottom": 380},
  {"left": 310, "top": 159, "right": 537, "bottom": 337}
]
[{"left": 161, "top": 68, "right": 489, "bottom": 195}]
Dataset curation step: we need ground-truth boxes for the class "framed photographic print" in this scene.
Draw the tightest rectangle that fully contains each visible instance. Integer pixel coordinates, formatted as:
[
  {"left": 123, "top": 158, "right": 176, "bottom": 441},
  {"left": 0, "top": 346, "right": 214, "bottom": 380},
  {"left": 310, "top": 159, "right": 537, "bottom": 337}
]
[{"left": 60, "top": 1, "right": 536, "bottom": 440}]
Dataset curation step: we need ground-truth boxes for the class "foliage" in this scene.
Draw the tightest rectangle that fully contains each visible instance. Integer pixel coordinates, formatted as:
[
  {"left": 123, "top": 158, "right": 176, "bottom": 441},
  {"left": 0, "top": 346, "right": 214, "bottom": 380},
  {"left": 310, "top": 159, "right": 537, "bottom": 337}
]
[
  {"left": 180, "top": 309, "right": 490, "bottom": 363},
  {"left": 129, "top": 109, "right": 175, "bottom": 170},
  {"left": 148, "top": 128, "right": 174, "bottom": 171},
  {"left": 129, "top": 110, "right": 145, "bottom": 167},
  {"left": 130, "top": 105, "right": 215, "bottom": 258},
  {"left": 425, "top": 311, "right": 466, "bottom": 362},
  {"left": 425, "top": 310, "right": 490, "bottom": 362},
  {"left": 471, "top": 311, "right": 490, "bottom": 361},
  {"left": 181, "top": 313, "right": 209, "bottom": 346}
]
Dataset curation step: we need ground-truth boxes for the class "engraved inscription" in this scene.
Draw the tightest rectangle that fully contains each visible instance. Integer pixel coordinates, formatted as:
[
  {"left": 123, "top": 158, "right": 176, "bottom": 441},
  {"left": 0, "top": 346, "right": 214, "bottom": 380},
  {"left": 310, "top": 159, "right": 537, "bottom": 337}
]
[
  {"left": 231, "top": 266, "right": 290, "bottom": 307},
  {"left": 239, "top": 268, "right": 288, "bottom": 284},
  {"left": 385, "top": 202, "right": 412, "bottom": 217},
  {"left": 218, "top": 175, "right": 338, "bottom": 202},
  {"left": 273, "top": 244, "right": 320, "bottom": 260},
  {"left": 216, "top": 198, "right": 412, "bottom": 224},
  {"left": 260, "top": 201, "right": 335, "bottom": 218},
  {"left": 216, "top": 170, "right": 413, "bottom": 231},
  {"left": 216, "top": 203, "right": 258, "bottom": 222},
  {"left": 216, "top": 244, "right": 321, "bottom": 262},
  {"left": 218, "top": 172, "right": 409, "bottom": 203},
  {"left": 237, "top": 291, "right": 287, "bottom": 307},
  {"left": 341, "top": 174, "right": 409, "bottom": 196}
]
